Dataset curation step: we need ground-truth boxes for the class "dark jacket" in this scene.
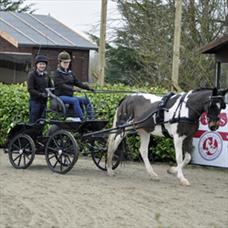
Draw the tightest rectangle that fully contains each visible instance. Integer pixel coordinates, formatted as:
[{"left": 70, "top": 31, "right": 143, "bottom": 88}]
[
  {"left": 27, "top": 70, "right": 52, "bottom": 102},
  {"left": 54, "top": 67, "right": 91, "bottom": 97}
]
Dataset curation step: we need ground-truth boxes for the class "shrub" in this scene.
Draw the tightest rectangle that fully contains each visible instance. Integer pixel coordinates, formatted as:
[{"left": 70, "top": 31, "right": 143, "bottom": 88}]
[{"left": 0, "top": 83, "right": 175, "bottom": 162}]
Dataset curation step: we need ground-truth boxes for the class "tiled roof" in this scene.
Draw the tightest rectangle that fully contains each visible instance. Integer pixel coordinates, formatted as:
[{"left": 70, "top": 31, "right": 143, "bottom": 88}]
[{"left": 0, "top": 11, "right": 97, "bottom": 50}]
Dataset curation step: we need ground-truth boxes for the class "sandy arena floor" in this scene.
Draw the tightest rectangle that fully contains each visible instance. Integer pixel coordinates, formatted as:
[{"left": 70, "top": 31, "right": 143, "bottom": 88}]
[{"left": 0, "top": 149, "right": 228, "bottom": 228}]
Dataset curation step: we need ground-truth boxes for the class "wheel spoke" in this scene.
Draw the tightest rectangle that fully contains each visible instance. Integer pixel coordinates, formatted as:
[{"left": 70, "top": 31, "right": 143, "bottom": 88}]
[
  {"left": 47, "top": 146, "right": 59, "bottom": 153},
  {"left": 96, "top": 153, "right": 104, "bottom": 165},
  {"left": 48, "top": 154, "right": 57, "bottom": 161},
  {"left": 24, "top": 153, "right": 31, "bottom": 160},
  {"left": 17, "top": 138, "right": 22, "bottom": 149},
  {"left": 11, "top": 149, "right": 20, "bottom": 154},
  {"left": 53, "top": 160, "right": 58, "bottom": 169},
  {"left": 62, "top": 154, "right": 72, "bottom": 165},
  {"left": 23, "top": 154, "right": 26, "bottom": 165},
  {"left": 52, "top": 138, "right": 60, "bottom": 149},
  {"left": 12, "top": 143, "right": 20, "bottom": 150},
  {"left": 13, "top": 154, "right": 21, "bottom": 162},
  {"left": 64, "top": 144, "right": 74, "bottom": 152},
  {"left": 17, "top": 154, "right": 22, "bottom": 166},
  {"left": 65, "top": 155, "right": 72, "bottom": 165},
  {"left": 23, "top": 142, "right": 30, "bottom": 150},
  {"left": 60, "top": 155, "right": 63, "bottom": 171}
]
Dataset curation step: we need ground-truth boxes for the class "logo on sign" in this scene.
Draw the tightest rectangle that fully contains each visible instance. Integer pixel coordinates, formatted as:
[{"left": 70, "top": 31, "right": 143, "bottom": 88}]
[
  {"left": 200, "top": 112, "right": 227, "bottom": 126},
  {"left": 198, "top": 132, "right": 223, "bottom": 161}
]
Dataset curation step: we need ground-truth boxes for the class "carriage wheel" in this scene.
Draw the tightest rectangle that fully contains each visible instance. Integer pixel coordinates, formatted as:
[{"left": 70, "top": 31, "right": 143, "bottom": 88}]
[
  {"left": 45, "top": 130, "right": 78, "bottom": 174},
  {"left": 8, "top": 134, "right": 36, "bottom": 169},
  {"left": 89, "top": 137, "right": 122, "bottom": 171}
]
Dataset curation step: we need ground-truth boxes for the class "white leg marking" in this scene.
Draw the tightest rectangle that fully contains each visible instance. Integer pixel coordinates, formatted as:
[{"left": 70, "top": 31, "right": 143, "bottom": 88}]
[
  {"left": 173, "top": 136, "right": 190, "bottom": 186},
  {"left": 167, "top": 152, "right": 191, "bottom": 175},
  {"left": 138, "top": 129, "right": 159, "bottom": 180}
]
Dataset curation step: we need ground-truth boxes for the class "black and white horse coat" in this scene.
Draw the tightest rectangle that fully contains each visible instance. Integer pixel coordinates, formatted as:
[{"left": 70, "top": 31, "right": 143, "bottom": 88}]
[{"left": 107, "top": 89, "right": 227, "bottom": 186}]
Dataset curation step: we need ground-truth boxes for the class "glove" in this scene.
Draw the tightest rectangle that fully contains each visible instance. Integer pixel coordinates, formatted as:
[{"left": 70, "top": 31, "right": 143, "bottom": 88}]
[
  {"left": 40, "top": 92, "right": 47, "bottom": 98},
  {"left": 73, "top": 88, "right": 81, "bottom": 92}
]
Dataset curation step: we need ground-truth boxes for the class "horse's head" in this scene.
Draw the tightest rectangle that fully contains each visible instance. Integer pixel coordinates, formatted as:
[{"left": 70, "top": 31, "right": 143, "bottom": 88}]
[{"left": 205, "top": 88, "right": 227, "bottom": 131}]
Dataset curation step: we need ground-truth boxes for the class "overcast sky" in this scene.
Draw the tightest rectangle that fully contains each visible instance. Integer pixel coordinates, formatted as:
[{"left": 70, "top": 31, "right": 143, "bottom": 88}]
[{"left": 25, "top": 0, "right": 122, "bottom": 40}]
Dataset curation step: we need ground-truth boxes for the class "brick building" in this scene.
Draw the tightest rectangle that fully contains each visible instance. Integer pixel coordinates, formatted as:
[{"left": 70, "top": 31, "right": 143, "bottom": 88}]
[{"left": 0, "top": 11, "right": 97, "bottom": 84}]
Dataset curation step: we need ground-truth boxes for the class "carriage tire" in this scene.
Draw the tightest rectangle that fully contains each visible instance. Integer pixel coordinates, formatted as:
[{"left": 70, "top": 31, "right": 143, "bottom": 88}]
[
  {"left": 8, "top": 134, "right": 36, "bottom": 169},
  {"left": 89, "top": 137, "right": 121, "bottom": 171},
  {"left": 45, "top": 130, "right": 78, "bottom": 174}
]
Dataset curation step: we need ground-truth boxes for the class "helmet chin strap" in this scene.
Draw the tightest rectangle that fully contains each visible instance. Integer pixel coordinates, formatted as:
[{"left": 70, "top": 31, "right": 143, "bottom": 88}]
[{"left": 36, "top": 68, "right": 45, "bottom": 75}]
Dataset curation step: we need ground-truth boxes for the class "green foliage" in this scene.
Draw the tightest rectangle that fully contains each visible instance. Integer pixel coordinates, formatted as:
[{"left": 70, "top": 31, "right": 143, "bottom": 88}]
[
  {"left": 0, "top": 83, "right": 175, "bottom": 162},
  {"left": 0, "top": 83, "right": 29, "bottom": 145},
  {"left": 105, "top": 0, "right": 227, "bottom": 90},
  {"left": 0, "top": 0, "right": 34, "bottom": 13},
  {"left": 152, "top": 137, "right": 175, "bottom": 162}
]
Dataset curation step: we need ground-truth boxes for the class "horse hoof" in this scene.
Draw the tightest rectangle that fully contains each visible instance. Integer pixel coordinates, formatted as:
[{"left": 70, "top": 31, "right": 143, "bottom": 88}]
[
  {"left": 149, "top": 172, "right": 159, "bottom": 181},
  {"left": 167, "top": 167, "right": 177, "bottom": 175},
  {"left": 180, "top": 178, "right": 191, "bottom": 186},
  {"left": 107, "top": 169, "right": 115, "bottom": 177},
  {"left": 150, "top": 175, "right": 160, "bottom": 182}
]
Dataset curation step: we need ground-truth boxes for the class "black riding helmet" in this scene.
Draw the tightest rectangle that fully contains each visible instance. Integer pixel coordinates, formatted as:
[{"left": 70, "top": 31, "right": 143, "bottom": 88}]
[{"left": 34, "top": 55, "right": 48, "bottom": 65}]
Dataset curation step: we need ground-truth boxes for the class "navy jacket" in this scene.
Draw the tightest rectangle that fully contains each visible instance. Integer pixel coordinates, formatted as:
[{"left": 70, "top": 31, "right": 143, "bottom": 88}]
[
  {"left": 54, "top": 67, "right": 91, "bottom": 97},
  {"left": 27, "top": 70, "right": 52, "bottom": 102}
]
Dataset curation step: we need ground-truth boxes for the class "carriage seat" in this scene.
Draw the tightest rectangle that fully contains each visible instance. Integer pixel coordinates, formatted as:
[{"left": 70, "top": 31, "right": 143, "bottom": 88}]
[
  {"left": 50, "top": 96, "right": 75, "bottom": 118},
  {"left": 50, "top": 94, "right": 85, "bottom": 118}
]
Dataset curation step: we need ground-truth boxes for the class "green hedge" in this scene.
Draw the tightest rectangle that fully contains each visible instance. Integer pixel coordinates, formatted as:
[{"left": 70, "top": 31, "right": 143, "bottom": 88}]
[{"left": 0, "top": 83, "right": 175, "bottom": 162}]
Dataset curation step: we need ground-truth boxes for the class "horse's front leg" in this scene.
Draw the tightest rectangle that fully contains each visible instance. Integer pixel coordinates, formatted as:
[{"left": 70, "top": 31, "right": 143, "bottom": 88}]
[
  {"left": 138, "top": 130, "right": 159, "bottom": 180},
  {"left": 172, "top": 136, "right": 190, "bottom": 186}
]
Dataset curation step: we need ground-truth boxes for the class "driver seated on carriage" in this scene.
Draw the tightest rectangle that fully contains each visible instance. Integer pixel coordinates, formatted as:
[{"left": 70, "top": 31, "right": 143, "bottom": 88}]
[{"left": 53, "top": 51, "right": 95, "bottom": 122}]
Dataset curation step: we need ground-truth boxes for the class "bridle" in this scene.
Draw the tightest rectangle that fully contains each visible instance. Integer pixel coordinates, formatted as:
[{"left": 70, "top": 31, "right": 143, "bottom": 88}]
[
  {"left": 181, "top": 93, "right": 225, "bottom": 123},
  {"left": 206, "top": 95, "right": 225, "bottom": 122}
]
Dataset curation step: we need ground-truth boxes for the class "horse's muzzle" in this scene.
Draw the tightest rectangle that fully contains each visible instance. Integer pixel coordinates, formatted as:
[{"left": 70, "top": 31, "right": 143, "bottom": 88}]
[{"left": 208, "top": 120, "right": 220, "bottom": 131}]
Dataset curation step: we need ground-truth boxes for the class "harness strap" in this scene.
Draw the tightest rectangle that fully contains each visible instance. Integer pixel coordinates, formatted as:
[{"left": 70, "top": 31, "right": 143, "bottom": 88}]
[
  {"left": 161, "top": 124, "right": 171, "bottom": 138},
  {"left": 156, "top": 92, "right": 175, "bottom": 124},
  {"left": 171, "top": 92, "right": 198, "bottom": 124},
  {"left": 172, "top": 93, "right": 187, "bottom": 120}
]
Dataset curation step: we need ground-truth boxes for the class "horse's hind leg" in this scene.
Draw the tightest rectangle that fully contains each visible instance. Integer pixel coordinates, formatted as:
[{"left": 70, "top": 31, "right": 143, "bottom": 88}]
[
  {"left": 138, "top": 129, "right": 158, "bottom": 179},
  {"left": 107, "top": 133, "right": 123, "bottom": 176}
]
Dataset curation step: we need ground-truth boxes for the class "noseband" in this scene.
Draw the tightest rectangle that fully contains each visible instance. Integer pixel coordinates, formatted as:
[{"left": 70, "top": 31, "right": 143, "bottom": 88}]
[{"left": 206, "top": 95, "right": 225, "bottom": 121}]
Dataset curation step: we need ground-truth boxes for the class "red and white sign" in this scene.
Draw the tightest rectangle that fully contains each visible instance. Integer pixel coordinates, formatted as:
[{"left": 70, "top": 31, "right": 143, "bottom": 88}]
[{"left": 192, "top": 105, "right": 228, "bottom": 168}]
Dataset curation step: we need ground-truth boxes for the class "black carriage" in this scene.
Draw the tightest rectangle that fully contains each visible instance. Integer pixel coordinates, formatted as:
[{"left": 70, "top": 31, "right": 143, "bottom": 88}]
[{"left": 4, "top": 89, "right": 124, "bottom": 174}]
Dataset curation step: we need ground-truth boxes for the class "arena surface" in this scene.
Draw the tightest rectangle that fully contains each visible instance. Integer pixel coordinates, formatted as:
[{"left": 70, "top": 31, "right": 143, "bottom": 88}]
[{"left": 1, "top": 149, "right": 228, "bottom": 228}]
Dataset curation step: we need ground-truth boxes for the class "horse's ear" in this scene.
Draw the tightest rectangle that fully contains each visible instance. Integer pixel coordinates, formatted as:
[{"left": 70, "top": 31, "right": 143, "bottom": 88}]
[
  {"left": 218, "top": 88, "right": 228, "bottom": 96},
  {"left": 212, "top": 88, "right": 218, "bottom": 96}
]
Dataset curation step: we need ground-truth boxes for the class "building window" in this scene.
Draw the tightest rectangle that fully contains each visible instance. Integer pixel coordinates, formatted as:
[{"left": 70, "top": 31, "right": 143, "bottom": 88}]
[{"left": 0, "top": 52, "right": 32, "bottom": 84}]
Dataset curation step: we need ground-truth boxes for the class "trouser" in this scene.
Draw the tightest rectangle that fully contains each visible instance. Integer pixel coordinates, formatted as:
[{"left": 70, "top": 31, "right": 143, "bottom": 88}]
[
  {"left": 29, "top": 99, "right": 47, "bottom": 123},
  {"left": 59, "top": 96, "right": 94, "bottom": 120}
]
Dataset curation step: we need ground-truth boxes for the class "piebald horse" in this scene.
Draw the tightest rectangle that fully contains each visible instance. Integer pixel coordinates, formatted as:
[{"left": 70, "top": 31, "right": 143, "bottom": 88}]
[{"left": 107, "top": 88, "right": 227, "bottom": 186}]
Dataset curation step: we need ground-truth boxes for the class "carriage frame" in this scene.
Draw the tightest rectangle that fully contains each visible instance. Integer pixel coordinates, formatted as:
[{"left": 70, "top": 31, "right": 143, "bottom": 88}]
[{"left": 4, "top": 89, "right": 126, "bottom": 174}]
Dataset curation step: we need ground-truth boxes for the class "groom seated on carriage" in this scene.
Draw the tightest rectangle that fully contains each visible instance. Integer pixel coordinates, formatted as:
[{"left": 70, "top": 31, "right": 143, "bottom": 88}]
[{"left": 53, "top": 51, "right": 95, "bottom": 122}]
